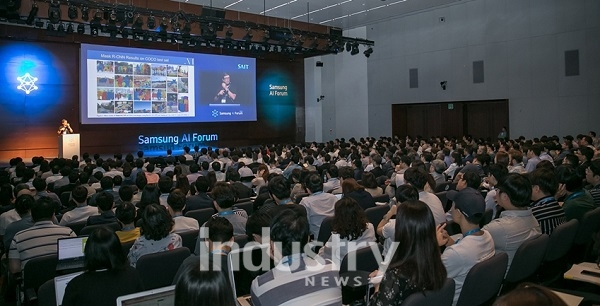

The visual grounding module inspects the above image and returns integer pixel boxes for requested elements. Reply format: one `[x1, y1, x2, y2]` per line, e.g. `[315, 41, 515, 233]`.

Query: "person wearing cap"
[481, 173, 541, 272]
[438, 186, 495, 305]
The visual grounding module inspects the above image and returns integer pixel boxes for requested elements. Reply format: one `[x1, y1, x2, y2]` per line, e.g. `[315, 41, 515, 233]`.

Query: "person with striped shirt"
[8, 197, 76, 274]
[251, 210, 342, 306]
[528, 168, 565, 235]
[585, 160, 600, 207]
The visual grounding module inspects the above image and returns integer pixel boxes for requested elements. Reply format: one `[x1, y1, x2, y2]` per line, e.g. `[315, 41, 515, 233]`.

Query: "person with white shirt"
[438, 187, 495, 305]
[404, 167, 446, 225]
[59, 186, 98, 226]
[167, 190, 199, 233]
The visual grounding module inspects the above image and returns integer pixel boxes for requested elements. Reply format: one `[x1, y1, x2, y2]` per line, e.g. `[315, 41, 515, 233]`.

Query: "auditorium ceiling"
[174, 0, 462, 29]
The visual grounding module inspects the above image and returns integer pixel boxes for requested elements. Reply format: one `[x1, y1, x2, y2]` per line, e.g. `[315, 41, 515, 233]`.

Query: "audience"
[167, 189, 199, 232]
[251, 210, 342, 305]
[62, 228, 143, 306]
[86, 191, 117, 226]
[369, 200, 447, 305]
[482, 173, 541, 272]
[115, 202, 140, 243]
[341, 178, 376, 210]
[299, 173, 338, 238]
[440, 187, 495, 305]
[209, 183, 248, 236]
[8, 197, 76, 273]
[318, 197, 376, 264]
[59, 185, 98, 226]
[555, 165, 595, 221]
[174, 261, 235, 306]
[127, 203, 182, 268]
[528, 168, 565, 234]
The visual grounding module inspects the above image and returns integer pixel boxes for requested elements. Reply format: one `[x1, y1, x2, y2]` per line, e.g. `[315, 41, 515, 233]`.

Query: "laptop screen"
[54, 272, 83, 306]
[227, 243, 270, 302]
[57, 236, 88, 260]
[116, 285, 175, 306]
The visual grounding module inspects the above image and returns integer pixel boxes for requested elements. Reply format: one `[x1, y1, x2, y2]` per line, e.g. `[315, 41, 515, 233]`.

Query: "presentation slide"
[80, 44, 256, 124]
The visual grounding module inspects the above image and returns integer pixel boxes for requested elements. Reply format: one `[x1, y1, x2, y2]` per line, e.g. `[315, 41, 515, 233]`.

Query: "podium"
[58, 134, 80, 159]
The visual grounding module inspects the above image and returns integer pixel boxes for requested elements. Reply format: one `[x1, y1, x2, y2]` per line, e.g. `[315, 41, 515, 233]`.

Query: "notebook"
[56, 236, 88, 271]
[227, 243, 270, 306]
[54, 271, 84, 306]
[116, 285, 175, 306]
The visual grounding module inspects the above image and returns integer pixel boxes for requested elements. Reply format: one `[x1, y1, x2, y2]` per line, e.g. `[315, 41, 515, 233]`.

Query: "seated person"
[9, 197, 76, 274]
[174, 261, 235, 306]
[115, 202, 140, 243]
[378, 184, 419, 258]
[167, 189, 199, 233]
[318, 197, 376, 265]
[3, 194, 35, 253]
[86, 192, 117, 226]
[127, 204, 182, 267]
[62, 228, 143, 306]
[209, 183, 248, 236]
[59, 186, 98, 226]
[185, 176, 214, 213]
[173, 216, 233, 284]
[251, 210, 342, 305]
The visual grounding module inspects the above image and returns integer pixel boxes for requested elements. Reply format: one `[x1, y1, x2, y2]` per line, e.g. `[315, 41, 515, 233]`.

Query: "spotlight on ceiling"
[77, 23, 85, 34]
[147, 15, 156, 29]
[363, 47, 373, 58]
[66, 23, 74, 34]
[26, 2, 39, 25]
[48, 0, 61, 24]
[350, 43, 360, 56]
[68, 4, 78, 20]
[440, 81, 447, 90]
[345, 41, 352, 52]
[81, 6, 89, 21]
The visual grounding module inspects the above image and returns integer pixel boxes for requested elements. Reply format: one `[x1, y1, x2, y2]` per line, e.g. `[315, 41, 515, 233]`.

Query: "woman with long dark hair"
[174, 260, 235, 306]
[370, 199, 447, 305]
[62, 228, 143, 306]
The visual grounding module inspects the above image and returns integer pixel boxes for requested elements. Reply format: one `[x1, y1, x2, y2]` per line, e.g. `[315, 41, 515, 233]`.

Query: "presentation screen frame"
[79, 43, 257, 124]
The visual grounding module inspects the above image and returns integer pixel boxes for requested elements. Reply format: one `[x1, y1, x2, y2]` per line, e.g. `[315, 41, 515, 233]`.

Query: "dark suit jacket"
[185, 193, 214, 213]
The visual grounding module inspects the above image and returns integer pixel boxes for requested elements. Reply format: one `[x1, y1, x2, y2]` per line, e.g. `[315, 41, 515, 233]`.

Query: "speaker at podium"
[58, 134, 80, 159]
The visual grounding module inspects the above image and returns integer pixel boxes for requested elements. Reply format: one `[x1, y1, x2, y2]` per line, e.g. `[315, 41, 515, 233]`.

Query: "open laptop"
[227, 243, 270, 306]
[116, 285, 175, 306]
[54, 271, 84, 306]
[56, 236, 88, 272]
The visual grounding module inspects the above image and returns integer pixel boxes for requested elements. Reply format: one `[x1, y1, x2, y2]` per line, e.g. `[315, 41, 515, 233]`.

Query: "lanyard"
[218, 210, 234, 217]
[456, 228, 481, 244]
[280, 199, 292, 205]
[281, 254, 303, 266]
[565, 191, 584, 201]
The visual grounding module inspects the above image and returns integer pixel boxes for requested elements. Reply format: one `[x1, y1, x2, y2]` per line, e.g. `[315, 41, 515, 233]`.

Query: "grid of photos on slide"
[95, 61, 191, 115]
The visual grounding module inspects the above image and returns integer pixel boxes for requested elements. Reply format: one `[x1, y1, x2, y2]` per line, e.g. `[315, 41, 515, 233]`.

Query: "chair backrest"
[339, 244, 383, 275]
[364, 205, 390, 229]
[372, 194, 390, 204]
[233, 201, 253, 216]
[401, 278, 455, 306]
[79, 222, 121, 236]
[121, 240, 135, 258]
[178, 230, 199, 252]
[66, 220, 88, 236]
[136, 247, 191, 290]
[316, 216, 335, 244]
[185, 208, 216, 226]
[435, 191, 451, 212]
[37, 279, 56, 306]
[480, 208, 494, 227]
[59, 192, 71, 207]
[574, 207, 600, 245]
[545, 219, 579, 262]
[23, 254, 58, 294]
[505, 234, 549, 283]
[456, 252, 508, 306]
